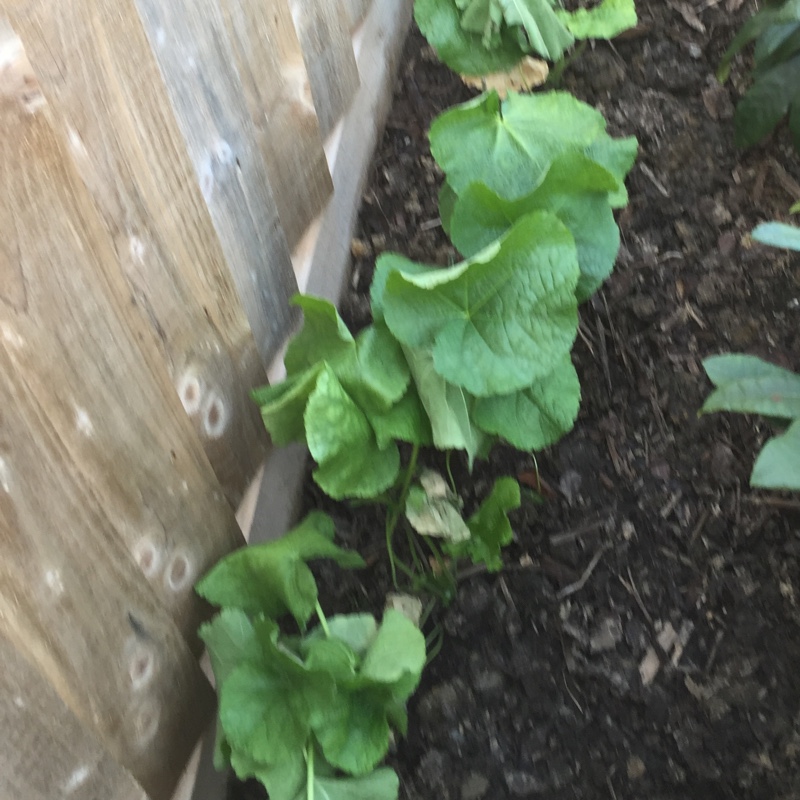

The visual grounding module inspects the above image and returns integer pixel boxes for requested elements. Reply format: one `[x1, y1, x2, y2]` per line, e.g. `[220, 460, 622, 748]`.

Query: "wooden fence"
[0, 0, 411, 798]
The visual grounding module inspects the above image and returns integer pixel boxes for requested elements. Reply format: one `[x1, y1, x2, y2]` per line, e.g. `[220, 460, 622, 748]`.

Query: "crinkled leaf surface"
[447, 477, 521, 571]
[555, 0, 637, 39]
[383, 212, 580, 396]
[196, 511, 364, 628]
[305, 367, 401, 499]
[751, 419, 800, 490]
[429, 90, 631, 201]
[219, 621, 335, 765]
[198, 609, 261, 769]
[366, 382, 434, 449]
[252, 365, 322, 446]
[449, 152, 621, 300]
[313, 611, 425, 775]
[229, 748, 305, 800]
[284, 294, 354, 376]
[402, 346, 485, 465]
[473, 356, 581, 449]
[492, 0, 574, 61]
[752, 220, 800, 250]
[415, 0, 527, 76]
[702, 354, 800, 419]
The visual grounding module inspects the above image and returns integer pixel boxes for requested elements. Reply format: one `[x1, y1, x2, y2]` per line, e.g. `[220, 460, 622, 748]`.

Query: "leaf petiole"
[315, 601, 331, 639]
[306, 745, 314, 800]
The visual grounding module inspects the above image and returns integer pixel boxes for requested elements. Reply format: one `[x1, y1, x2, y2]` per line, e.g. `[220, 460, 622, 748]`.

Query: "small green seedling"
[196, 512, 426, 800]
[701, 221, 800, 490]
[718, 0, 800, 153]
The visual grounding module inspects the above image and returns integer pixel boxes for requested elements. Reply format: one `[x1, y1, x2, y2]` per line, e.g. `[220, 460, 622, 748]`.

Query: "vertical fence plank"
[342, 0, 374, 30]
[0, 20, 243, 651]
[0, 50, 228, 797]
[130, 0, 300, 363]
[221, 0, 333, 250]
[289, 0, 360, 137]
[0, 635, 150, 800]
[0, 7, 271, 504]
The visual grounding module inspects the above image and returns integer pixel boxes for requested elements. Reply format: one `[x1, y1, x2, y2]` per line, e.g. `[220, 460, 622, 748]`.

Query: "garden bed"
[232, 0, 800, 797]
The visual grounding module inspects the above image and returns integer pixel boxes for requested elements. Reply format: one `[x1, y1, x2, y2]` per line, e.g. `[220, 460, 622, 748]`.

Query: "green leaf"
[402, 346, 485, 466]
[366, 382, 434, 449]
[195, 511, 364, 628]
[198, 609, 261, 769]
[734, 55, 800, 148]
[555, 0, 637, 40]
[307, 770, 400, 800]
[360, 609, 426, 697]
[305, 366, 401, 499]
[449, 152, 621, 300]
[219, 621, 335, 765]
[312, 611, 425, 774]
[429, 90, 624, 201]
[371, 255, 432, 322]
[493, 0, 574, 61]
[344, 324, 411, 411]
[415, 0, 528, 76]
[229, 749, 306, 800]
[252, 365, 322, 446]
[751, 419, 800, 490]
[304, 637, 359, 681]
[583, 134, 639, 208]
[702, 354, 800, 419]
[383, 212, 580, 397]
[447, 477, 521, 571]
[284, 295, 354, 376]
[752, 220, 800, 250]
[472, 356, 581, 449]
[310, 613, 379, 657]
[439, 181, 459, 234]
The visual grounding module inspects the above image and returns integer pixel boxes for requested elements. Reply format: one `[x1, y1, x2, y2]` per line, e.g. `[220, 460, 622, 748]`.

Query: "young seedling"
[196, 512, 426, 800]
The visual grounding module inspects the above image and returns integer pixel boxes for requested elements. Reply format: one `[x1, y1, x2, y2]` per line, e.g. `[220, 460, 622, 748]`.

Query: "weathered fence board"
[133, 0, 301, 366]
[289, 0, 360, 137]
[222, 0, 333, 250]
[0, 8, 271, 504]
[342, 0, 374, 30]
[0, 46, 237, 796]
[0, 634, 150, 800]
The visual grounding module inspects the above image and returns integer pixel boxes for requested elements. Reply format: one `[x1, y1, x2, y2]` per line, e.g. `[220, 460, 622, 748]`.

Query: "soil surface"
[232, 2, 800, 798]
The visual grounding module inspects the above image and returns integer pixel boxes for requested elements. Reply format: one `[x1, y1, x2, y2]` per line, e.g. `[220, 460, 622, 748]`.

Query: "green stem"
[315, 601, 330, 639]
[306, 745, 314, 800]
[385, 443, 421, 587]
[444, 451, 456, 494]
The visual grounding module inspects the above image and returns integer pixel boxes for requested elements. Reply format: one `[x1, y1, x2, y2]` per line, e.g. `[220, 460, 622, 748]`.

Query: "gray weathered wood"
[134, 0, 300, 364]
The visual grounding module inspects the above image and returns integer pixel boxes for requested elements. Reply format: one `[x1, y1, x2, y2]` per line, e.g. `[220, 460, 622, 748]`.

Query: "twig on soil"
[562, 672, 584, 713]
[743, 494, 800, 512]
[420, 218, 441, 231]
[595, 315, 613, 394]
[769, 157, 800, 201]
[639, 163, 670, 197]
[600, 291, 631, 376]
[619, 566, 654, 625]
[557, 542, 612, 600]
[550, 516, 607, 547]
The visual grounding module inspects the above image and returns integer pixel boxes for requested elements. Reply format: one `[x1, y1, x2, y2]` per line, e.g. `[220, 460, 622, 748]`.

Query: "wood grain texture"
[289, 0, 360, 137]
[131, 0, 300, 366]
[0, 8, 269, 504]
[221, 0, 333, 249]
[0, 31, 239, 795]
[0, 634, 150, 800]
[342, 0, 374, 30]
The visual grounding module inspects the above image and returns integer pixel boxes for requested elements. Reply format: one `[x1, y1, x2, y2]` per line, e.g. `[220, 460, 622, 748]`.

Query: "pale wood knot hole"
[177, 371, 203, 415]
[133, 539, 162, 579]
[166, 552, 193, 592]
[202, 392, 228, 439]
[128, 644, 156, 691]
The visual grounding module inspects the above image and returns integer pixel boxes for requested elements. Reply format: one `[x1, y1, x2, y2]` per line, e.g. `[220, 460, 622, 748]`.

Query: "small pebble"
[461, 772, 490, 800]
[627, 755, 646, 780]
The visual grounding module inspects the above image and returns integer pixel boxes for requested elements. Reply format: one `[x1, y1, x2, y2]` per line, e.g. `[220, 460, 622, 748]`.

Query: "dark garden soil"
[232, 1, 800, 798]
